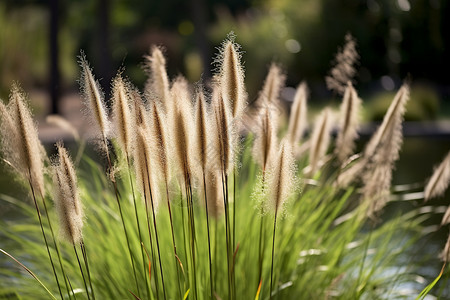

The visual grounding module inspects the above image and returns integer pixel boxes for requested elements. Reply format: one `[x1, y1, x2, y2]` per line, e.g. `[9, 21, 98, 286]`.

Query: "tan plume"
[335, 82, 361, 163]
[267, 139, 296, 215]
[307, 108, 333, 176]
[252, 104, 277, 171]
[424, 150, 450, 201]
[287, 82, 308, 145]
[134, 125, 160, 211]
[112, 75, 135, 157]
[144, 46, 171, 113]
[52, 143, 83, 244]
[218, 38, 247, 118]
[170, 77, 194, 181]
[193, 86, 211, 176]
[79, 53, 110, 143]
[148, 101, 171, 186]
[362, 85, 410, 218]
[6, 85, 46, 196]
[325, 33, 359, 95]
[212, 84, 234, 175]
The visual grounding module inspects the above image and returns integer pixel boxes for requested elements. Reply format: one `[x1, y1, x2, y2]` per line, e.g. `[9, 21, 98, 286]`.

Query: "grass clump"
[1, 34, 449, 300]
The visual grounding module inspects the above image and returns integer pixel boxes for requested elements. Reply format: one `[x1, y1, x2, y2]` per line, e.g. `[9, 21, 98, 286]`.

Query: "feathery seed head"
[112, 75, 135, 157]
[287, 82, 308, 145]
[267, 139, 296, 215]
[258, 63, 286, 107]
[193, 86, 211, 176]
[144, 46, 171, 112]
[217, 37, 247, 118]
[325, 33, 359, 95]
[79, 53, 111, 143]
[252, 103, 277, 170]
[308, 107, 333, 176]
[170, 77, 195, 181]
[335, 82, 361, 163]
[211, 84, 234, 175]
[52, 143, 83, 245]
[134, 126, 160, 211]
[8, 85, 46, 196]
[424, 150, 450, 201]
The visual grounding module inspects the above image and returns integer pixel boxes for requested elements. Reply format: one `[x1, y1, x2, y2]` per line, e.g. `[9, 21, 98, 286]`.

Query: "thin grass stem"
[126, 157, 150, 298]
[80, 241, 95, 300]
[73, 244, 91, 300]
[202, 172, 214, 299]
[27, 174, 64, 300]
[269, 212, 278, 300]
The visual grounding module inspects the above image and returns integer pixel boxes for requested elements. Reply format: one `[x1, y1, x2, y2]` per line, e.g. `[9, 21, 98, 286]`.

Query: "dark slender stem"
[269, 212, 278, 300]
[27, 175, 64, 300]
[39, 191, 73, 299]
[257, 170, 266, 295]
[185, 171, 197, 300]
[143, 182, 160, 300]
[355, 223, 374, 296]
[221, 171, 232, 300]
[127, 157, 150, 298]
[232, 169, 236, 298]
[80, 241, 95, 300]
[144, 159, 167, 300]
[202, 172, 214, 299]
[165, 181, 182, 299]
[73, 244, 91, 300]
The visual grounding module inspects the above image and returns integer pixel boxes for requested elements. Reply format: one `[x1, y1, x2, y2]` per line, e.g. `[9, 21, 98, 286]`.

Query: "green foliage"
[0, 140, 441, 299]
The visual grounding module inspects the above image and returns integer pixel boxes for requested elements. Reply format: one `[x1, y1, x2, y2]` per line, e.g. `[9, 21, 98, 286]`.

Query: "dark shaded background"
[0, 0, 448, 119]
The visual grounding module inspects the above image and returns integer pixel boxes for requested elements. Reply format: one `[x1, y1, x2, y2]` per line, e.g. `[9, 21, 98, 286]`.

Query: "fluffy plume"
[267, 139, 296, 215]
[252, 104, 277, 171]
[337, 85, 409, 189]
[258, 63, 285, 108]
[52, 143, 83, 244]
[217, 37, 247, 118]
[307, 108, 333, 176]
[111, 75, 135, 157]
[205, 171, 224, 218]
[0, 85, 46, 196]
[287, 82, 308, 145]
[79, 53, 111, 143]
[362, 85, 410, 218]
[148, 101, 170, 186]
[193, 86, 212, 177]
[211, 84, 234, 175]
[170, 77, 194, 181]
[325, 33, 359, 95]
[334, 82, 361, 163]
[424, 151, 450, 201]
[144, 46, 171, 112]
[134, 126, 160, 211]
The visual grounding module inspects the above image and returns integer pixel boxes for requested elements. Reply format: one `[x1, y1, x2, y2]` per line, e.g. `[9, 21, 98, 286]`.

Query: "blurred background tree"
[0, 0, 448, 118]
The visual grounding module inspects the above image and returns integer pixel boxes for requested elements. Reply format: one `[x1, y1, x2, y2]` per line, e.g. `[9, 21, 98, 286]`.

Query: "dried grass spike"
[424, 150, 450, 201]
[287, 82, 308, 145]
[219, 39, 247, 118]
[267, 139, 295, 215]
[79, 53, 110, 141]
[308, 108, 333, 176]
[112, 75, 135, 157]
[144, 46, 171, 111]
[335, 82, 361, 163]
[325, 33, 359, 95]
[10, 85, 45, 196]
[53, 143, 83, 244]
